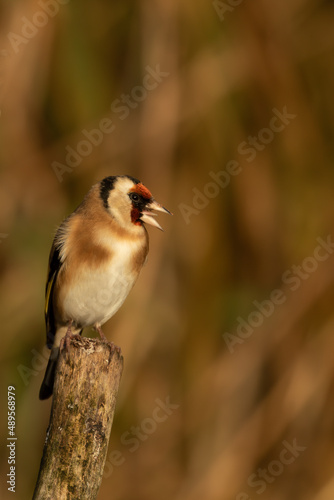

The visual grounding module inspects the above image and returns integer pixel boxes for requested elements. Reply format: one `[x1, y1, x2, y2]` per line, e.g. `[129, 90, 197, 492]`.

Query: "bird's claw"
[60, 320, 80, 350]
[95, 325, 108, 342]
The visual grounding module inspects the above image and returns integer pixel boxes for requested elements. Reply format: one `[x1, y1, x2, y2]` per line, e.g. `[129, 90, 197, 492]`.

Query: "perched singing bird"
[39, 175, 171, 400]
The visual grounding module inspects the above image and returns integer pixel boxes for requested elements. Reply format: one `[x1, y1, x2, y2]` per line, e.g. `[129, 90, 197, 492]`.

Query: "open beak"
[140, 200, 172, 231]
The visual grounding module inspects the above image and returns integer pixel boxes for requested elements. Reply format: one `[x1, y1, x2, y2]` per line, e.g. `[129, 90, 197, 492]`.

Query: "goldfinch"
[39, 175, 171, 400]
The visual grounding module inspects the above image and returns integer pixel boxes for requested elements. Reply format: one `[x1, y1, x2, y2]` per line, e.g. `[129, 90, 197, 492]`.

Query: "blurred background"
[1, 0, 334, 498]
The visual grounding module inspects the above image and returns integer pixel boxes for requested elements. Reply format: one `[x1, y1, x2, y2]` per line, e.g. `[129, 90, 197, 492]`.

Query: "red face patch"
[131, 207, 142, 225]
[131, 183, 152, 200]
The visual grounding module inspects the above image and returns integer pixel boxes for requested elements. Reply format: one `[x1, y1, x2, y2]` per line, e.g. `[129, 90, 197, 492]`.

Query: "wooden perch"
[33, 336, 123, 500]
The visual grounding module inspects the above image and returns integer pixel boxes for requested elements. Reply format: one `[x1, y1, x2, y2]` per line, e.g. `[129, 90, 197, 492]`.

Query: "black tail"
[39, 347, 59, 400]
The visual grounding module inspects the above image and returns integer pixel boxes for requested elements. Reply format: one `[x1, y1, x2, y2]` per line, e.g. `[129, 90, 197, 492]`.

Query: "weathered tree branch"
[33, 336, 123, 500]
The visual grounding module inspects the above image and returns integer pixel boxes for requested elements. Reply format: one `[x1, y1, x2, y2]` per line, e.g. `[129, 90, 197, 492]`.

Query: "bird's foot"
[109, 342, 122, 356]
[95, 325, 108, 343]
[60, 320, 81, 350]
[94, 326, 121, 354]
[64, 320, 74, 349]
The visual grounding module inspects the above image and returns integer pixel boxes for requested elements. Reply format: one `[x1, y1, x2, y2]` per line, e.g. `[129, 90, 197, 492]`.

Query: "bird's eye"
[130, 193, 139, 202]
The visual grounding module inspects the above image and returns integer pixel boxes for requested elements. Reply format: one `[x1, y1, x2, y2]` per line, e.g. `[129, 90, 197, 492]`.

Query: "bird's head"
[100, 175, 172, 232]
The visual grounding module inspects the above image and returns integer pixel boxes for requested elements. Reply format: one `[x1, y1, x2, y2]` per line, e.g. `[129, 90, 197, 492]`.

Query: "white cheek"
[107, 190, 132, 226]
